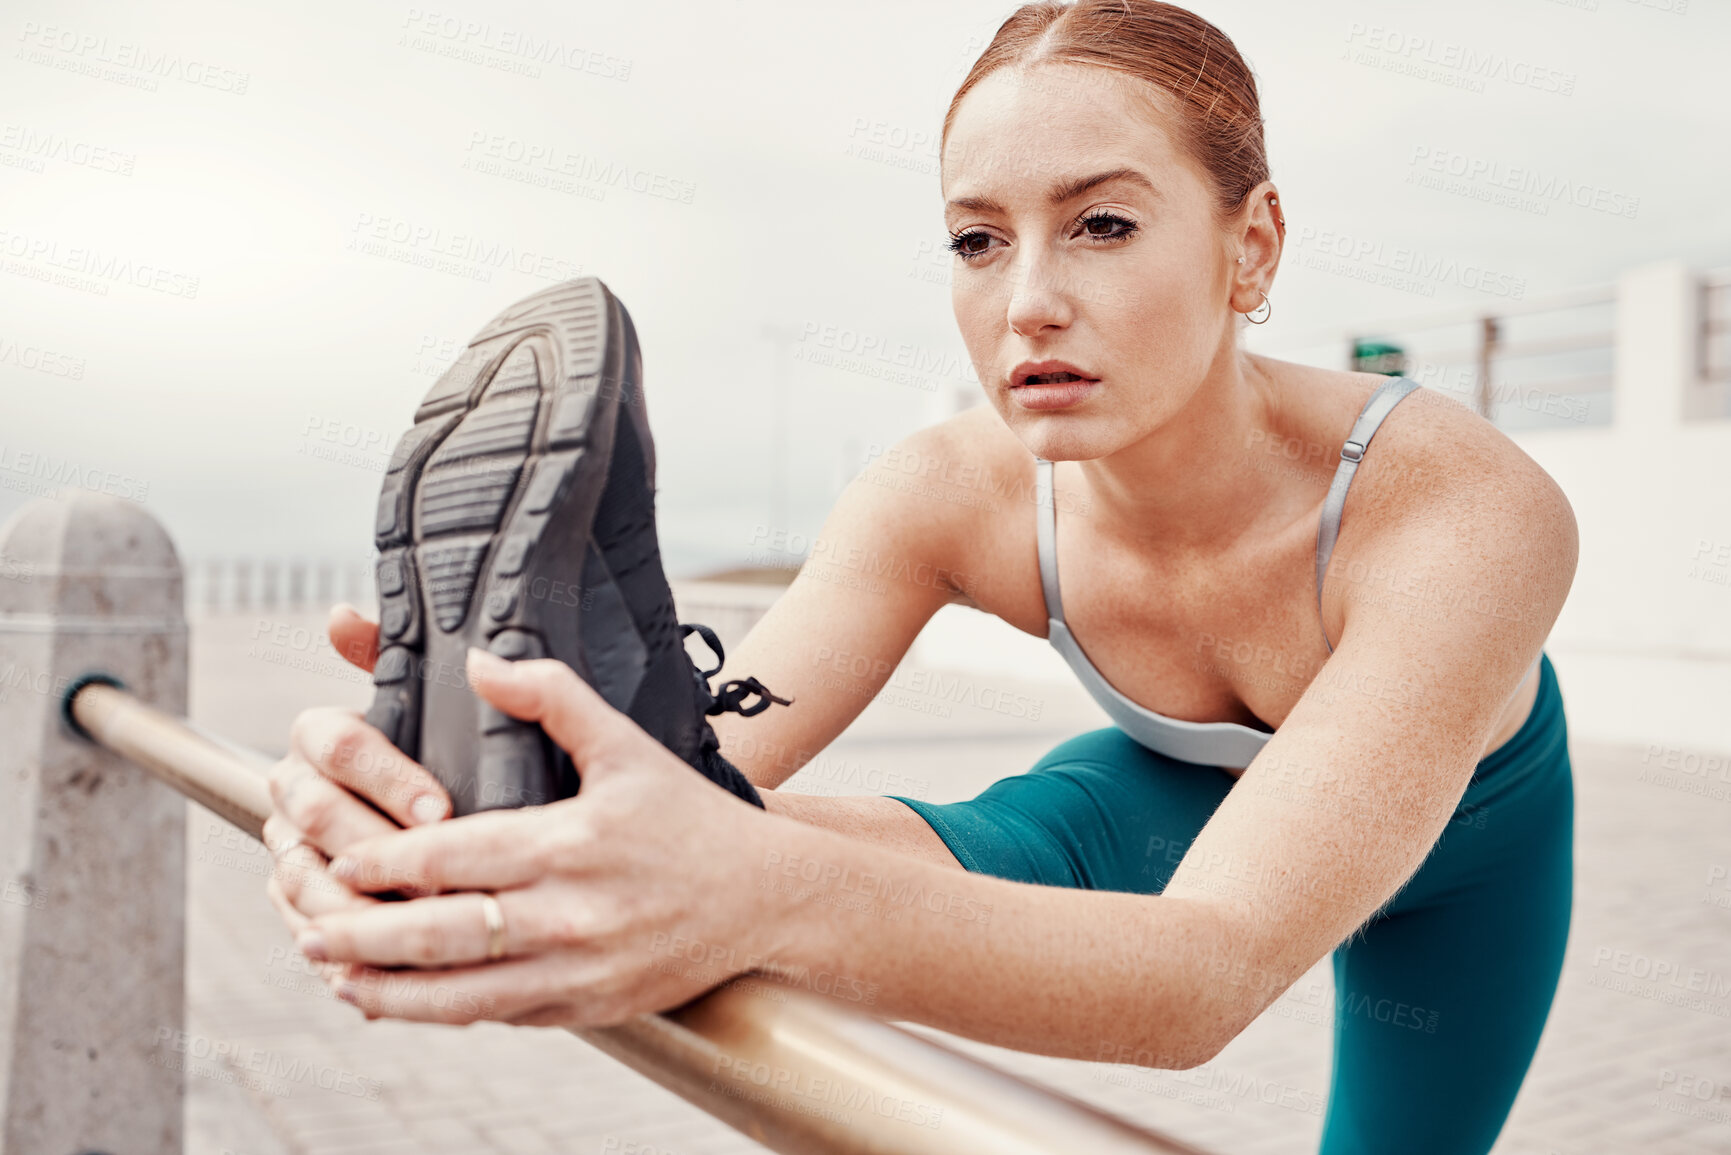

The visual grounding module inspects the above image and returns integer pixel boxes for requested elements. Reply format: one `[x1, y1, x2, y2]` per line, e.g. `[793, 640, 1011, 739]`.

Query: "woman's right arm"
[706, 423, 985, 791]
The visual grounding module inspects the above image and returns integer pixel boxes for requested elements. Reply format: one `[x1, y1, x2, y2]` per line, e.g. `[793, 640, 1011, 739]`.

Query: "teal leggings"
[889, 653, 1573, 1155]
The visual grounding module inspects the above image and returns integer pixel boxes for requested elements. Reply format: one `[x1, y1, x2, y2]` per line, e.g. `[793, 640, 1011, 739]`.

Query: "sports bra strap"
[1038, 375, 1422, 654]
[1034, 458, 1065, 623]
[1315, 376, 1423, 652]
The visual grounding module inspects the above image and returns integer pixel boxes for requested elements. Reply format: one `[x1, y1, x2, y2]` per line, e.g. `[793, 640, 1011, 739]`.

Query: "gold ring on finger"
[480, 893, 507, 961]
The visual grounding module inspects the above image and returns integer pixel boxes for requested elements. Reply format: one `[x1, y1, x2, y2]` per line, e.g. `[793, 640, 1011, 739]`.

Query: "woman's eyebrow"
[945, 167, 1159, 215]
[946, 193, 1005, 214]
[1047, 167, 1158, 204]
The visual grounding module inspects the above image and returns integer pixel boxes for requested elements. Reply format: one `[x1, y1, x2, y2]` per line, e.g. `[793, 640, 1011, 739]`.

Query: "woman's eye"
[947, 230, 996, 260]
[1076, 213, 1138, 242]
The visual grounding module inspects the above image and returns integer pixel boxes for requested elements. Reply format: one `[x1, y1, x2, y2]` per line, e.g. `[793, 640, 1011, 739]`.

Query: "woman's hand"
[264, 605, 453, 922]
[262, 605, 457, 1005]
[279, 641, 785, 1029]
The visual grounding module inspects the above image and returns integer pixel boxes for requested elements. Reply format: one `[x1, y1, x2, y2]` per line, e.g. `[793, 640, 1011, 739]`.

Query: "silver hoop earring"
[1245, 291, 1272, 325]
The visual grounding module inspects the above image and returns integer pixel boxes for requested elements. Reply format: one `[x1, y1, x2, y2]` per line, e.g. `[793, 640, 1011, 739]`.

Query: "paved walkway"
[183, 607, 1731, 1154]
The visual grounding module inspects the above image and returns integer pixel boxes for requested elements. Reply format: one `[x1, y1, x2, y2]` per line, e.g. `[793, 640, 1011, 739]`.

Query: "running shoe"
[364, 277, 787, 815]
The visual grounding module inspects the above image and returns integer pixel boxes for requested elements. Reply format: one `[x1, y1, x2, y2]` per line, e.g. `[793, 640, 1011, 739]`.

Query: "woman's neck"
[1074, 351, 1287, 556]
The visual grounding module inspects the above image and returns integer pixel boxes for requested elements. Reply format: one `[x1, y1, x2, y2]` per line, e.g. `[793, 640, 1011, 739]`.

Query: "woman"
[265, 3, 1577, 1152]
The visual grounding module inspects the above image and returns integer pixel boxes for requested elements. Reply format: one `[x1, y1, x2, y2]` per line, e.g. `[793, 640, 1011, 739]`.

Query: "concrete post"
[0, 493, 188, 1154]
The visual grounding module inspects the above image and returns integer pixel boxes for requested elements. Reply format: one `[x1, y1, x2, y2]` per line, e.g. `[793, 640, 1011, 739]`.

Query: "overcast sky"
[3, 0, 1727, 577]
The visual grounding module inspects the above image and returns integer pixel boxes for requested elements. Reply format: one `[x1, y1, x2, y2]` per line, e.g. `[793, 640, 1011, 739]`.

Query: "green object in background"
[1352, 339, 1407, 376]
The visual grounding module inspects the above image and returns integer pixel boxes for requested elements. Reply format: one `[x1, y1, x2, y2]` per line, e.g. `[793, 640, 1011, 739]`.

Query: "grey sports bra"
[1035, 375, 1424, 769]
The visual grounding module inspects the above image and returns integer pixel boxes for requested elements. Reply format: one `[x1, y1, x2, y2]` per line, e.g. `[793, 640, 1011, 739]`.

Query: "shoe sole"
[365, 277, 631, 815]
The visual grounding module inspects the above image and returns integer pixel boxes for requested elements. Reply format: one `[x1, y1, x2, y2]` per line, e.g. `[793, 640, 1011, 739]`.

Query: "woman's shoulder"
[1276, 361, 1580, 640]
[841, 405, 1040, 599]
[875, 402, 1028, 466]
[857, 404, 1036, 515]
[1261, 358, 1570, 522]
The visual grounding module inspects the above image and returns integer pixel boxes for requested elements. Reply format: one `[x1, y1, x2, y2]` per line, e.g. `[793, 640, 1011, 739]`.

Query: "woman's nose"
[1004, 256, 1075, 337]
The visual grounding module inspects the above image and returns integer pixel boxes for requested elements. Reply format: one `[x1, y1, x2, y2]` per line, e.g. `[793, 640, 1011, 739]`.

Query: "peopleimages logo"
[1289, 226, 1526, 300]
[0, 335, 85, 379]
[1407, 146, 1640, 220]
[462, 131, 696, 204]
[0, 228, 200, 299]
[791, 320, 976, 396]
[1588, 946, 1731, 1017]
[344, 212, 582, 285]
[398, 8, 632, 81]
[14, 21, 251, 94]
[151, 1028, 382, 1099]
[0, 123, 135, 176]
[0, 445, 148, 504]
[1342, 23, 1577, 96]
[709, 1054, 945, 1130]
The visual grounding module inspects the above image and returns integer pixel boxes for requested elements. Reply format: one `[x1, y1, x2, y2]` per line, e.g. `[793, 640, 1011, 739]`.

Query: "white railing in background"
[184, 562, 779, 655]
[1250, 282, 1618, 433]
[190, 556, 377, 616]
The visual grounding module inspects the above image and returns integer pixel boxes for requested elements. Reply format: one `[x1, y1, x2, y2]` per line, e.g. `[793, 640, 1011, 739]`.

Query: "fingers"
[266, 876, 366, 996]
[466, 650, 642, 777]
[331, 958, 556, 1025]
[327, 807, 554, 896]
[274, 858, 375, 918]
[268, 872, 373, 935]
[328, 603, 379, 673]
[299, 888, 551, 968]
[266, 873, 312, 936]
[287, 707, 450, 828]
[264, 814, 380, 919]
[269, 746, 402, 857]
[262, 812, 313, 860]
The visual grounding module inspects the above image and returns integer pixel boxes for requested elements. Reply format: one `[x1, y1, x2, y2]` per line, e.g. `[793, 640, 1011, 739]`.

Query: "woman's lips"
[1009, 378, 1100, 410]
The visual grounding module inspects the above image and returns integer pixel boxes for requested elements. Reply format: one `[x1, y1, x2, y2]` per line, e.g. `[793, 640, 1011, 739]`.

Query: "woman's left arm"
[1148, 441, 1580, 1044]
[768, 442, 1579, 1061]
[294, 446, 1577, 1066]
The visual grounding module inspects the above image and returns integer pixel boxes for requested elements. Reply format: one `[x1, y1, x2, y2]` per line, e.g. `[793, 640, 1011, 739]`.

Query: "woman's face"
[942, 62, 1240, 462]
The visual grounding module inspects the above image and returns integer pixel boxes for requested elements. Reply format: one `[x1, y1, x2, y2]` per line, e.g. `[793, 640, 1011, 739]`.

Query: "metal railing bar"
[66, 680, 1216, 1155]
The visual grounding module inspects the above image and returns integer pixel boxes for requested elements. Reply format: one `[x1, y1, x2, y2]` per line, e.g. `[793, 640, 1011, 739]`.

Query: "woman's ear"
[1229, 182, 1283, 314]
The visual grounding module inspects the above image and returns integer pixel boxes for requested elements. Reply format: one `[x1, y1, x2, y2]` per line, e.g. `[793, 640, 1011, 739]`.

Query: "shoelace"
[680, 622, 793, 718]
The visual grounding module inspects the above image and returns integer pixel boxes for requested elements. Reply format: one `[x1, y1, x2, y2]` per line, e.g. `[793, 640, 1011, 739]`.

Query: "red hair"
[943, 1, 1269, 218]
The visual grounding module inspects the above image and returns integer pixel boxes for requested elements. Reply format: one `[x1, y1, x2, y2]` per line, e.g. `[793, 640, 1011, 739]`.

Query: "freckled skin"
[265, 59, 1576, 1070]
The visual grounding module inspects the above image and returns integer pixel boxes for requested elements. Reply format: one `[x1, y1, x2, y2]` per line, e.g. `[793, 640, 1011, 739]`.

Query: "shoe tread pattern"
[366, 277, 624, 813]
